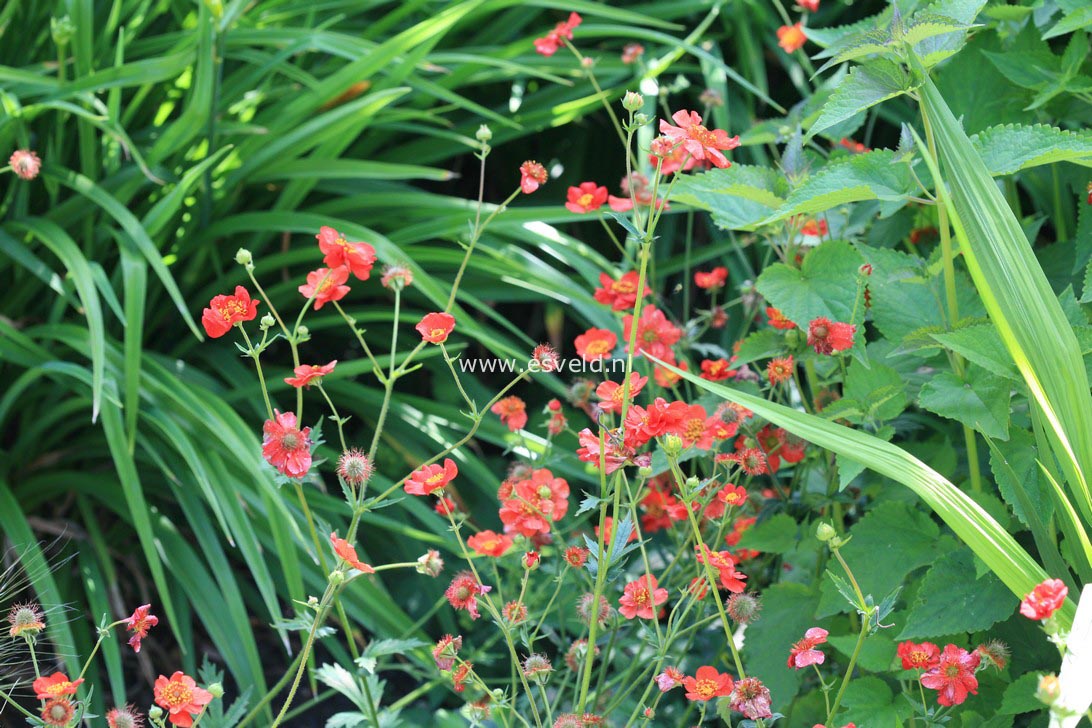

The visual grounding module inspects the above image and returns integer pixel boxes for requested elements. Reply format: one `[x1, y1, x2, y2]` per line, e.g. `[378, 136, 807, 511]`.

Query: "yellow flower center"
[160, 681, 193, 708]
[695, 678, 717, 699]
[577, 193, 595, 207]
[687, 124, 717, 147]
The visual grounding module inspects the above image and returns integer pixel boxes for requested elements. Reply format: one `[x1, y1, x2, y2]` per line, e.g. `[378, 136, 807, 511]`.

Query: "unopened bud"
[662, 434, 683, 458]
[1036, 674, 1060, 705]
[235, 248, 252, 266]
[637, 465, 653, 478]
[522, 551, 540, 571]
[475, 124, 493, 143]
[149, 707, 164, 721]
[51, 15, 74, 46]
[633, 113, 650, 126]
[858, 263, 873, 276]
[208, 683, 224, 699]
[816, 522, 837, 542]
[260, 314, 275, 330]
[329, 570, 345, 586]
[622, 91, 644, 112]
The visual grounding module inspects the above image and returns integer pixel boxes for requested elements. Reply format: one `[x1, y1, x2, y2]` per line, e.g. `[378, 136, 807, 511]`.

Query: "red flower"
[682, 666, 734, 701]
[700, 358, 737, 382]
[595, 373, 648, 414]
[898, 641, 941, 670]
[800, 218, 829, 237]
[767, 356, 794, 385]
[618, 574, 668, 619]
[520, 161, 548, 194]
[564, 546, 590, 568]
[330, 532, 375, 573]
[807, 317, 856, 355]
[316, 226, 376, 280]
[262, 410, 312, 478]
[593, 271, 648, 311]
[9, 149, 42, 181]
[416, 312, 456, 343]
[451, 661, 474, 692]
[921, 644, 981, 706]
[696, 544, 748, 592]
[405, 458, 458, 496]
[125, 604, 158, 654]
[492, 396, 528, 431]
[797, 0, 819, 9]
[565, 182, 609, 213]
[694, 267, 728, 290]
[432, 634, 462, 670]
[623, 306, 682, 360]
[499, 468, 570, 537]
[153, 671, 213, 727]
[607, 172, 667, 212]
[656, 667, 685, 692]
[285, 360, 337, 388]
[787, 627, 828, 669]
[839, 137, 868, 154]
[298, 266, 351, 310]
[621, 43, 644, 64]
[576, 427, 631, 473]
[574, 327, 618, 361]
[533, 11, 582, 56]
[467, 530, 514, 557]
[730, 677, 773, 719]
[33, 672, 84, 700]
[41, 698, 75, 727]
[1019, 578, 1068, 620]
[675, 404, 716, 450]
[445, 571, 491, 620]
[658, 110, 740, 169]
[652, 140, 703, 175]
[777, 23, 808, 53]
[766, 306, 796, 330]
[718, 484, 748, 509]
[201, 286, 260, 338]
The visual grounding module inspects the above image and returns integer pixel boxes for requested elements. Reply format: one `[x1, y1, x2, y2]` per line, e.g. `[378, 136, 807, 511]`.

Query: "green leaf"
[930, 324, 1020, 380]
[971, 124, 1092, 176]
[732, 329, 786, 367]
[899, 549, 1013, 638]
[808, 61, 914, 140]
[734, 513, 799, 554]
[829, 633, 897, 673]
[839, 676, 913, 724]
[1000, 672, 1047, 715]
[741, 583, 820, 705]
[756, 240, 864, 327]
[1044, 5, 1092, 39]
[911, 0, 986, 67]
[670, 165, 786, 232]
[990, 429, 1055, 531]
[763, 151, 919, 224]
[918, 367, 1011, 440]
[901, 13, 970, 48]
[845, 360, 908, 422]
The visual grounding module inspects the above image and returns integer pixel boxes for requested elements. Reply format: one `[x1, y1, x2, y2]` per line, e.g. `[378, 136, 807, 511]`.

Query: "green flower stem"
[576, 434, 612, 716]
[441, 344, 477, 414]
[236, 649, 307, 728]
[269, 583, 336, 727]
[76, 618, 125, 681]
[240, 327, 274, 420]
[331, 300, 386, 383]
[315, 383, 346, 453]
[826, 612, 869, 724]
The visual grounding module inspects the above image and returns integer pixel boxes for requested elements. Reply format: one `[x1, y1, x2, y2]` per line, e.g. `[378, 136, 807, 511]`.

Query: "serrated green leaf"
[809, 61, 914, 140]
[814, 29, 894, 73]
[917, 367, 1011, 440]
[839, 676, 914, 724]
[1044, 5, 1092, 39]
[930, 324, 1021, 380]
[913, 0, 986, 66]
[971, 124, 1092, 175]
[670, 164, 787, 231]
[899, 549, 1013, 638]
[763, 151, 919, 224]
[999, 672, 1046, 715]
[845, 360, 908, 422]
[734, 513, 799, 554]
[900, 13, 970, 48]
[756, 240, 865, 326]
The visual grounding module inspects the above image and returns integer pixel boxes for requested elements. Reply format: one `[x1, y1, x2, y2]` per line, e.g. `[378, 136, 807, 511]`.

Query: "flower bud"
[633, 113, 650, 126]
[475, 124, 493, 143]
[858, 263, 873, 276]
[235, 248, 253, 266]
[816, 522, 837, 542]
[1036, 673, 1060, 705]
[259, 313, 275, 330]
[522, 551, 540, 571]
[622, 91, 644, 112]
[208, 683, 224, 699]
[296, 325, 310, 342]
[637, 465, 653, 477]
[51, 15, 75, 46]
[685, 476, 700, 491]
[149, 707, 164, 721]
[329, 570, 345, 586]
[662, 433, 683, 458]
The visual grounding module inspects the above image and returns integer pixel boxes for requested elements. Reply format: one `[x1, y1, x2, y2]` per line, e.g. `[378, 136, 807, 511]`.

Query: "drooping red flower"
[656, 666, 685, 692]
[807, 317, 856, 355]
[298, 266, 351, 310]
[787, 627, 829, 669]
[41, 698, 75, 727]
[766, 306, 796, 330]
[921, 644, 981, 706]
[694, 267, 728, 290]
[621, 42, 644, 64]
[467, 530, 514, 557]
[445, 571, 491, 620]
[284, 360, 337, 388]
[898, 641, 941, 670]
[652, 139, 704, 175]
[800, 218, 829, 237]
[451, 661, 474, 692]
[125, 604, 159, 654]
[619, 574, 668, 620]
[262, 410, 312, 478]
[576, 427, 631, 473]
[416, 312, 456, 343]
[623, 306, 682, 360]
[9, 149, 42, 180]
[154, 671, 214, 727]
[492, 396, 528, 431]
[593, 270, 649, 311]
[574, 327, 618, 361]
[533, 11, 581, 56]
[499, 468, 570, 537]
[700, 358, 737, 382]
[595, 372, 648, 414]
[1019, 578, 1068, 620]
[674, 403, 716, 450]
[330, 532, 375, 573]
[202, 286, 260, 338]
[682, 665, 734, 701]
[432, 634, 462, 670]
[520, 161, 548, 194]
[658, 110, 740, 169]
[33, 673, 84, 700]
[316, 226, 376, 280]
[767, 356, 795, 385]
[566, 182, 609, 213]
[777, 23, 808, 53]
[405, 458, 459, 496]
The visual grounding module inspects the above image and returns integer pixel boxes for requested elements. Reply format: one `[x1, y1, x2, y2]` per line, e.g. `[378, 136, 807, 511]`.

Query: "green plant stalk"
[827, 615, 868, 723]
[577, 435, 612, 716]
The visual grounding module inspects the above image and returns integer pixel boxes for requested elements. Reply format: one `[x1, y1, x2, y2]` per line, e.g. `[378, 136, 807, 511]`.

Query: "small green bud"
[259, 314, 275, 330]
[622, 91, 644, 112]
[662, 433, 683, 458]
[296, 325, 310, 342]
[329, 570, 346, 586]
[816, 522, 837, 542]
[235, 248, 252, 266]
[633, 113, 650, 126]
[51, 16, 75, 46]
[149, 707, 164, 721]
[208, 682, 224, 699]
[685, 476, 700, 491]
[475, 124, 493, 143]
[637, 465, 653, 478]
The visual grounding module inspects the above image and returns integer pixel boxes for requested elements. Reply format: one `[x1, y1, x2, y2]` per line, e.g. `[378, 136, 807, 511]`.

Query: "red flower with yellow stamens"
[284, 360, 337, 388]
[682, 666, 734, 701]
[618, 574, 668, 619]
[405, 458, 458, 496]
[298, 266, 351, 310]
[125, 604, 158, 654]
[467, 530, 514, 557]
[153, 671, 214, 727]
[520, 161, 548, 194]
[262, 410, 312, 479]
[33, 672, 84, 700]
[316, 226, 376, 280]
[201, 286, 260, 339]
[658, 110, 740, 169]
[574, 327, 618, 362]
[565, 181, 609, 213]
[416, 312, 456, 344]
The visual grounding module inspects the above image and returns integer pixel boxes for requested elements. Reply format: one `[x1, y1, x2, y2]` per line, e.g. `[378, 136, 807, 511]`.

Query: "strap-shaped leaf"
[971, 123, 1092, 175]
[650, 356, 1076, 630]
[808, 60, 915, 140]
